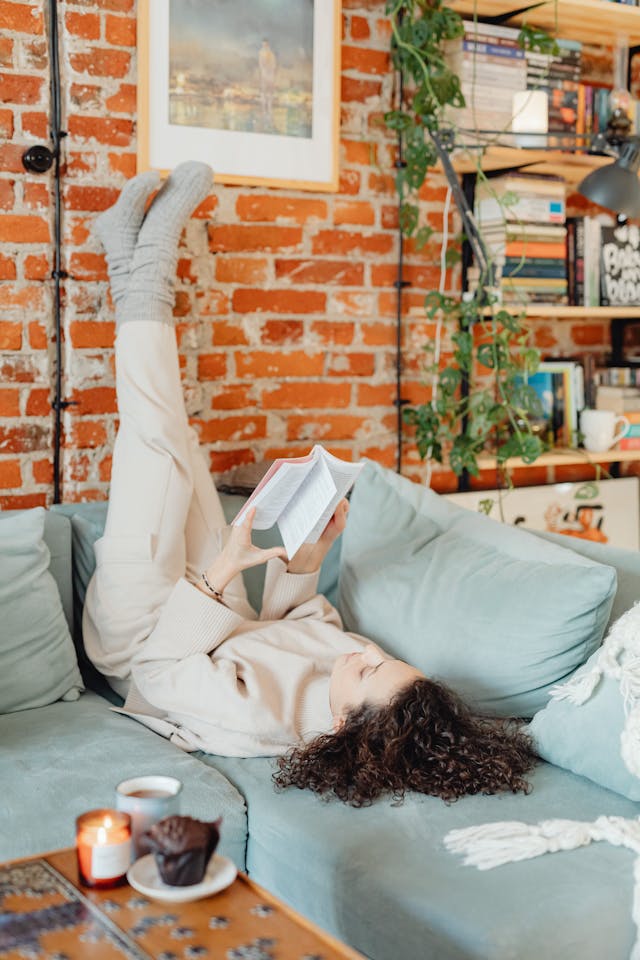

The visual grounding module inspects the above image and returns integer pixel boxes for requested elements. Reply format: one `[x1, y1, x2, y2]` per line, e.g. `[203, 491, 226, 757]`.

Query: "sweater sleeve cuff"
[260, 558, 321, 620]
[135, 577, 245, 662]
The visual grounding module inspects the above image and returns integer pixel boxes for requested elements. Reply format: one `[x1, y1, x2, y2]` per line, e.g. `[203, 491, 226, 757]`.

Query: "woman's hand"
[199, 508, 287, 598]
[287, 498, 349, 575]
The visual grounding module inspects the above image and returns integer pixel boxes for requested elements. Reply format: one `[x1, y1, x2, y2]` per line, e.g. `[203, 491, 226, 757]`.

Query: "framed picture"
[137, 0, 341, 192]
[446, 477, 640, 550]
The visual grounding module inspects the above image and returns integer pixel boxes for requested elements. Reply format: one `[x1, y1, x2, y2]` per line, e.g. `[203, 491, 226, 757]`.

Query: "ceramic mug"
[115, 775, 182, 858]
[579, 409, 630, 452]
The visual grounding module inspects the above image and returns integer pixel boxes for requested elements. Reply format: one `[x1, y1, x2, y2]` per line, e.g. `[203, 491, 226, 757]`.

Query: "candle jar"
[76, 809, 132, 889]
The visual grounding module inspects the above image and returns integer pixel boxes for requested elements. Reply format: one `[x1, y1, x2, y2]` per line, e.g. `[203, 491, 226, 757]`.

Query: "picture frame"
[137, 0, 342, 192]
[446, 476, 640, 550]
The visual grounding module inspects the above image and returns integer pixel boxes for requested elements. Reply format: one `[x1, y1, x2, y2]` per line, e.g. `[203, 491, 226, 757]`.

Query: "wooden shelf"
[522, 306, 640, 319]
[450, 0, 640, 47]
[447, 145, 616, 181]
[477, 448, 640, 469]
[409, 305, 640, 320]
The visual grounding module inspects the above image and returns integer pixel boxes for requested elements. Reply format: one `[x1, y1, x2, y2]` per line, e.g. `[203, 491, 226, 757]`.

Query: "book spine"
[574, 218, 585, 305]
[618, 437, 640, 449]
[504, 242, 568, 258]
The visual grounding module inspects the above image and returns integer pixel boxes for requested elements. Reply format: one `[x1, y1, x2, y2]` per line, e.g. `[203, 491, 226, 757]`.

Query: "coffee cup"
[579, 409, 630, 452]
[115, 775, 182, 858]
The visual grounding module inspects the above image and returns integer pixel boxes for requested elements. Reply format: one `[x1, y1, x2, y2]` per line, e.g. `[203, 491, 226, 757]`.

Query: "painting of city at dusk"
[169, 0, 314, 138]
[138, 0, 340, 190]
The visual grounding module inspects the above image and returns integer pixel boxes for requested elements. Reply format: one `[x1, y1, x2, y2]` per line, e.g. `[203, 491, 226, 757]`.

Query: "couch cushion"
[0, 691, 247, 868]
[0, 508, 83, 713]
[338, 462, 617, 717]
[207, 755, 638, 960]
[532, 529, 640, 630]
[42, 511, 73, 632]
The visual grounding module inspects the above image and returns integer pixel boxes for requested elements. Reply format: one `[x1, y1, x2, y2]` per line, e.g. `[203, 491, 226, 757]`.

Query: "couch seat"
[1, 692, 247, 868]
[205, 755, 638, 960]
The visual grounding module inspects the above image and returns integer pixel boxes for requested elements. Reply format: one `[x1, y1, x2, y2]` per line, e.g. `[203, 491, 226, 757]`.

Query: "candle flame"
[104, 815, 113, 829]
[97, 826, 108, 845]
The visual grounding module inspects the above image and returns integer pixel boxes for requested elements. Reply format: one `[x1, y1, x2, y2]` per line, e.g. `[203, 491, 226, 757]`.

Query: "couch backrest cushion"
[42, 510, 74, 630]
[531, 528, 640, 630]
[0, 507, 83, 712]
[338, 462, 617, 718]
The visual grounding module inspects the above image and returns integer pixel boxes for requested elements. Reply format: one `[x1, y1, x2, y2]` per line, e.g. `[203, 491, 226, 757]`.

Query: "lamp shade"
[578, 139, 640, 218]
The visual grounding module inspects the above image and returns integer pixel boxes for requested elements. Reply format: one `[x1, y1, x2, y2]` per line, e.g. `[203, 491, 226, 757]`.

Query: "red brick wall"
[0, 1, 629, 507]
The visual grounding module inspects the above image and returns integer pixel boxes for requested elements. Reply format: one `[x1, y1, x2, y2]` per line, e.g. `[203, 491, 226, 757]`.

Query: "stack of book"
[445, 21, 527, 140]
[526, 40, 583, 147]
[619, 413, 640, 450]
[472, 173, 567, 306]
[448, 18, 638, 148]
[595, 371, 640, 446]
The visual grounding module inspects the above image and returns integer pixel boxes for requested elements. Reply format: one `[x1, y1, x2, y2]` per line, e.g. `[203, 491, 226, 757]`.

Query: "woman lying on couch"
[85, 163, 534, 807]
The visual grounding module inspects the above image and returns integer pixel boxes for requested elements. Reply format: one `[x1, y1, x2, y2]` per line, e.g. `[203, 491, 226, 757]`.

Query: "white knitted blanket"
[445, 601, 640, 958]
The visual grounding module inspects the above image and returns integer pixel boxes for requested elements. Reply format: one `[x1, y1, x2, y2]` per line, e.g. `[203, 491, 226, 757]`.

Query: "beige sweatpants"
[82, 320, 242, 697]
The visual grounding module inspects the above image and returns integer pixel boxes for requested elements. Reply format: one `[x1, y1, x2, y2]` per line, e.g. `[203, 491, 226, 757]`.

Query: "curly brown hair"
[273, 677, 536, 807]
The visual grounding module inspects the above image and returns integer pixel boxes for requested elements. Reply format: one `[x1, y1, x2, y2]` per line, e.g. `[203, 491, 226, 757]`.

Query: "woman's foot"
[118, 161, 214, 326]
[94, 170, 161, 307]
[136, 161, 213, 247]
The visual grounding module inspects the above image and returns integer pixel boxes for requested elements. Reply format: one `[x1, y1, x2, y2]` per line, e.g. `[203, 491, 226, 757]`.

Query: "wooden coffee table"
[0, 848, 365, 959]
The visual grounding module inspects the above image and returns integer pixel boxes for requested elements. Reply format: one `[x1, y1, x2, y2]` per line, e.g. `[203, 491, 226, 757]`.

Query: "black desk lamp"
[577, 138, 640, 219]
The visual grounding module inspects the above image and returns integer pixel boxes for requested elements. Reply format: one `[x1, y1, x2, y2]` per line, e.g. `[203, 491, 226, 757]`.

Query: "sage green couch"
[2, 491, 639, 960]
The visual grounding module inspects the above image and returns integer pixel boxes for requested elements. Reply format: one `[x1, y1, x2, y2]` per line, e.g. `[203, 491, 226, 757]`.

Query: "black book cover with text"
[600, 223, 640, 307]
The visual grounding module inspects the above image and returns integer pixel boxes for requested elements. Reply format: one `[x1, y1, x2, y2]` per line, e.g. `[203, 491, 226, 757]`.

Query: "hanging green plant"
[384, 0, 561, 479]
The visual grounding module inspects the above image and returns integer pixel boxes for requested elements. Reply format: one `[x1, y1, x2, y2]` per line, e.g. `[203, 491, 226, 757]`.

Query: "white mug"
[115, 775, 182, 858]
[579, 409, 630, 452]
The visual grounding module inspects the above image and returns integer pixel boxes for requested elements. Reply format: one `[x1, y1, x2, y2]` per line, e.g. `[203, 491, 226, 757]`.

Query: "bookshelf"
[425, 3, 640, 484]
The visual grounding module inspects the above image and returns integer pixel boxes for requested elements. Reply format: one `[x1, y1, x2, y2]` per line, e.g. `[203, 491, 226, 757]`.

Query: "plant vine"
[385, 0, 561, 479]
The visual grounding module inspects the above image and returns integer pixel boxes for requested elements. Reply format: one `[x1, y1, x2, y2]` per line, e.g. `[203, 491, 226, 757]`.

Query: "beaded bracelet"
[201, 571, 224, 601]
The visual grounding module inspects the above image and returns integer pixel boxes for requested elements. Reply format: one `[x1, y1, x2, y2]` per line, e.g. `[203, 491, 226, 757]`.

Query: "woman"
[85, 162, 535, 807]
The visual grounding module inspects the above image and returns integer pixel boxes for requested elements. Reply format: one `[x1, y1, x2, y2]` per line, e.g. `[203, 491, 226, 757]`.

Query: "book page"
[233, 458, 314, 530]
[305, 448, 365, 542]
[277, 457, 337, 558]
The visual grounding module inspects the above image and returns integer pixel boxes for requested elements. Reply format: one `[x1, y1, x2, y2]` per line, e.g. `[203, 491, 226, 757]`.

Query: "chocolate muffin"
[140, 815, 222, 886]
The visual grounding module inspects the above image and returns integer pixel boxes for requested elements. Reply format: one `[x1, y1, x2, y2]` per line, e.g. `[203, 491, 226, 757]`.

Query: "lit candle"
[76, 808, 132, 888]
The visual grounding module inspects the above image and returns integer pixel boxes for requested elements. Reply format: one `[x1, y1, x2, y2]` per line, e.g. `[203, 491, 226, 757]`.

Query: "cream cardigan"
[117, 558, 368, 757]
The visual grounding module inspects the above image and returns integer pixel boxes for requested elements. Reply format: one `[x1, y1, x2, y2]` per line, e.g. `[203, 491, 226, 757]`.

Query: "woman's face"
[329, 643, 423, 727]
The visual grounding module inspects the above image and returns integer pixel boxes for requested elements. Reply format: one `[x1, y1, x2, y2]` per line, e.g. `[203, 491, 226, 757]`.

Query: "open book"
[233, 445, 364, 558]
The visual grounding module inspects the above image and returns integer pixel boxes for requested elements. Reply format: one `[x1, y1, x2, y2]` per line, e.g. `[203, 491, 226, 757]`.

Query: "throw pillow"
[528, 601, 640, 800]
[0, 508, 83, 713]
[338, 462, 617, 718]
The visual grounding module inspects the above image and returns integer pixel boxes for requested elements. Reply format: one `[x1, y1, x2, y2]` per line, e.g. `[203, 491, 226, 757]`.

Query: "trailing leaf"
[385, 0, 557, 482]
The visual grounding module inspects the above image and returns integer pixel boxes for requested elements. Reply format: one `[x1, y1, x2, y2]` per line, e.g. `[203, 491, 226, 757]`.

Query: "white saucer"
[127, 853, 237, 903]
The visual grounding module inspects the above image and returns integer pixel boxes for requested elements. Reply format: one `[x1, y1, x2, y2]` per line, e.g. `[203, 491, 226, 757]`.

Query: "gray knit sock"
[94, 170, 161, 308]
[118, 161, 214, 327]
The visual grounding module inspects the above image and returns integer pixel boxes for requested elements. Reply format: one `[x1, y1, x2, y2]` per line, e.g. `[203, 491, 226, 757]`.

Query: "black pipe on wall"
[22, 0, 67, 504]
